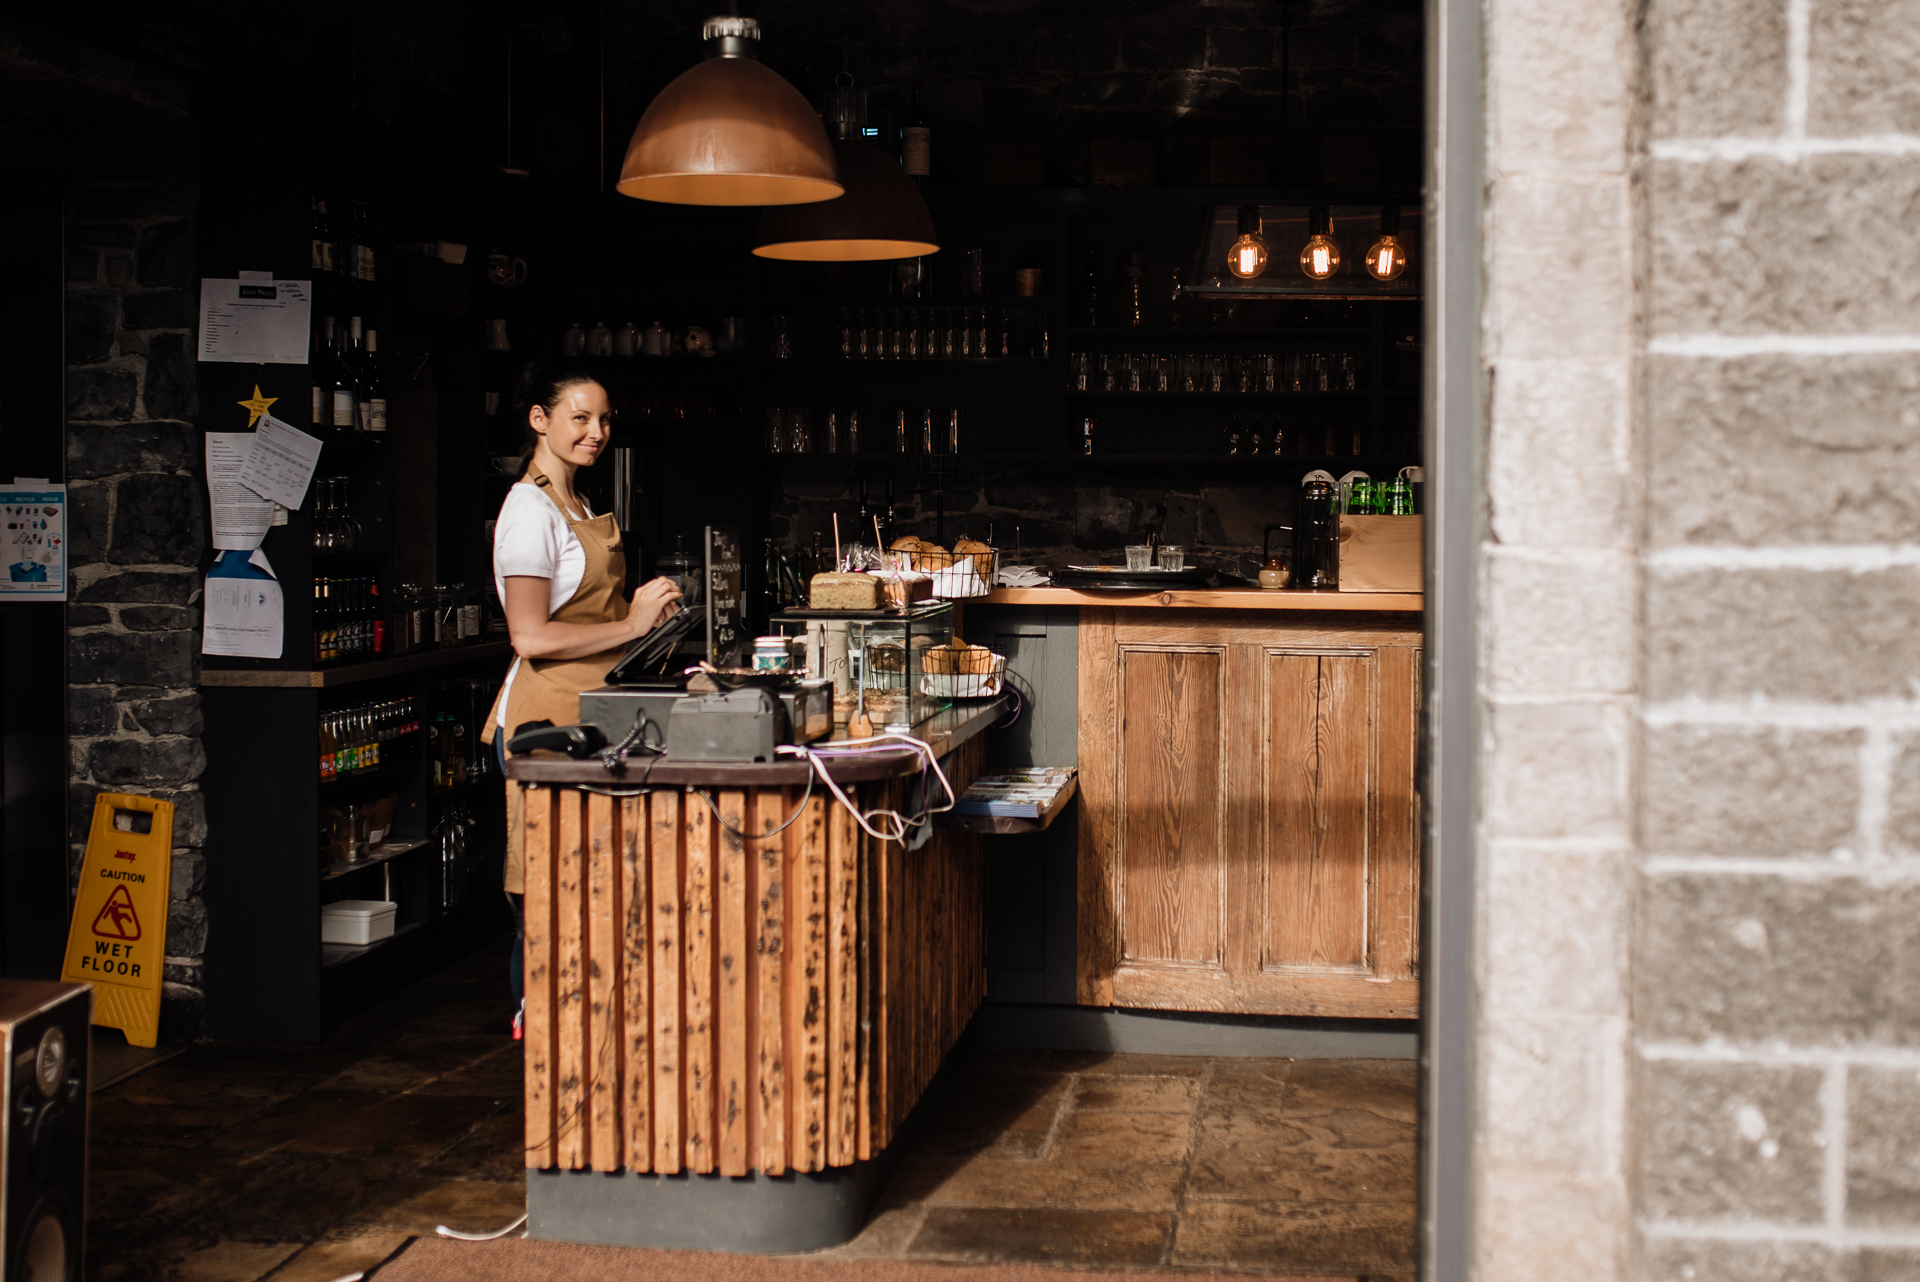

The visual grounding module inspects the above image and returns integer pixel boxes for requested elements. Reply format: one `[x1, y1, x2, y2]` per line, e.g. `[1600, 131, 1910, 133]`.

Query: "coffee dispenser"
[1293, 478, 1340, 590]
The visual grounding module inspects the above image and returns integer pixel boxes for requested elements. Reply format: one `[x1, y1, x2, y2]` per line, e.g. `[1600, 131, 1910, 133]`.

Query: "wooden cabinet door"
[1078, 609, 1420, 1018]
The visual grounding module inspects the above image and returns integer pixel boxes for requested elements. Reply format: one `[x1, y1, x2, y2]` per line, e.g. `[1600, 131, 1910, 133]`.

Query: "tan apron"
[488, 462, 628, 893]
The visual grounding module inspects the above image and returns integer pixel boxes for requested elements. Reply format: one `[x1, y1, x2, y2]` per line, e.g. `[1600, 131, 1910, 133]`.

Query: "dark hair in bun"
[511, 361, 602, 475]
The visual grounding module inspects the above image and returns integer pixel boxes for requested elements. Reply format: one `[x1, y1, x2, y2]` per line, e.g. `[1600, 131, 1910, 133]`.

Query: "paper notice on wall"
[204, 433, 274, 550]
[202, 548, 283, 658]
[0, 482, 67, 601]
[198, 278, 312, 365]
[236, 414, 322, 510]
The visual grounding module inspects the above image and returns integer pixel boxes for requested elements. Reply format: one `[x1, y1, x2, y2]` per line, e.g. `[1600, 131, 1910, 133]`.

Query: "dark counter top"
[505, 695, 1009, 787]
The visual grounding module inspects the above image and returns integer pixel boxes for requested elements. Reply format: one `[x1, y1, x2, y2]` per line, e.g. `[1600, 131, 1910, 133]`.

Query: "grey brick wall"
[1479, 0, 1920, 1273]
[64, 182, 208, 1040]
[1636, 0, 1920, 1268]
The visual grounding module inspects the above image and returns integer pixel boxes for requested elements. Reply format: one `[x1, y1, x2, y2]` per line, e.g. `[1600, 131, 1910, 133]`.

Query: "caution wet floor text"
[62, 793, 172, 1047]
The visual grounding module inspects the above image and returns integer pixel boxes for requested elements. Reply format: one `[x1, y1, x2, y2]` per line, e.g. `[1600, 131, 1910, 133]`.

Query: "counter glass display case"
[770, 601, 955, 728]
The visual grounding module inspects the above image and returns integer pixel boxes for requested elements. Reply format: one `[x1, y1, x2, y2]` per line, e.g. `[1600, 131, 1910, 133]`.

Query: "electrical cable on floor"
[436, 1213, 529, 1241]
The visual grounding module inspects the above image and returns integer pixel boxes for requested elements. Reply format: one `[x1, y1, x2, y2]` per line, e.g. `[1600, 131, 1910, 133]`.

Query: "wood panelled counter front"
[1078, 609, 1421, 1019]
[519, 735, 987, 1177]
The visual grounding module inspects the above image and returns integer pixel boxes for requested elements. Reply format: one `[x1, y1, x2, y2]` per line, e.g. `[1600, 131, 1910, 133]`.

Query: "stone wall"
[1474, 0, 1920, 1275]
[1472, 0, 1636, 1271]
[1633, 0, 1920, 1272]
[64, 181, 208, 1040]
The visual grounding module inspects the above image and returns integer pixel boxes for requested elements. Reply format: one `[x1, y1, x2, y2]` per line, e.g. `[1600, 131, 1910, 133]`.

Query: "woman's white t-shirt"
[493, 481, 594, 728]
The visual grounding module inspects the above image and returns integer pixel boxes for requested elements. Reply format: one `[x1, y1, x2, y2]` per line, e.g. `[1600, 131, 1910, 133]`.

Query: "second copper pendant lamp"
[618, 17, 842, 206]
[752, 78, 939, 261]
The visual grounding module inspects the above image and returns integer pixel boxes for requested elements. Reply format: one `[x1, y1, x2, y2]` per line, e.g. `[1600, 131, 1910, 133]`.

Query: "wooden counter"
[965, 596, 1425, 1023]
[510, 702, 996, 1247]
[982, 586, 1423, 611]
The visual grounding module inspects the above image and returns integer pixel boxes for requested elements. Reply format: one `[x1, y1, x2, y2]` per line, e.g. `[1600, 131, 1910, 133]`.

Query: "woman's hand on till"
[630, 577, 684, 636]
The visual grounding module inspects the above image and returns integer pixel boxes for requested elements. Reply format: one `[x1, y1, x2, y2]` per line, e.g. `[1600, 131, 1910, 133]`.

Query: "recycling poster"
[0, 482, 66, 601]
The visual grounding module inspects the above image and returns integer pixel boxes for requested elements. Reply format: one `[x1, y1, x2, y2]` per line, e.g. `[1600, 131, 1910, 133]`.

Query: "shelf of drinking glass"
[772, 357, 1056, 367]
[756, 451, 1420, 465]
[1067, 389, 1408, 400]
[1061, 326, 1378, 338]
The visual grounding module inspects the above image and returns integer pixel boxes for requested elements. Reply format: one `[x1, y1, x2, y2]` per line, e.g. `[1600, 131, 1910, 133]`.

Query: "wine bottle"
[328, 322, 357, 434]
[311, 198, 333, 274]
[364, 329, 388, 433]
[1123, 251, 1146, 328]
[310, 317, 332, 426]
[1081, 249, 1102, 328]
[902, 80, 930, 184]
[348, 317, 370, 431]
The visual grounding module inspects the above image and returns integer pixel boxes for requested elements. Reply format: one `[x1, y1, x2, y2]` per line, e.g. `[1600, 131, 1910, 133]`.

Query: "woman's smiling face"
[532, 380, 611, 467]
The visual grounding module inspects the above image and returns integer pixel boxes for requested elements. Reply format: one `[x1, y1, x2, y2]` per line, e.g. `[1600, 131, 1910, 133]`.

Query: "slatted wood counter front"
[516, 732, 987, 1178]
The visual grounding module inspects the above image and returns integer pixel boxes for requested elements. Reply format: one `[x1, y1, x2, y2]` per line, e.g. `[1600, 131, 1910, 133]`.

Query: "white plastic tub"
[321, 899, 397, 946]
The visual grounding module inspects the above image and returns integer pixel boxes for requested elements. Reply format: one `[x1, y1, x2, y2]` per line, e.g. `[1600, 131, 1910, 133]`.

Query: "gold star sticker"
[237, 385, 277, 428]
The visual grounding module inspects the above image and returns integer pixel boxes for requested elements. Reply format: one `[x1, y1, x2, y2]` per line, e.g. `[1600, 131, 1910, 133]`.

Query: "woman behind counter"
[485, 363, 682, 1035]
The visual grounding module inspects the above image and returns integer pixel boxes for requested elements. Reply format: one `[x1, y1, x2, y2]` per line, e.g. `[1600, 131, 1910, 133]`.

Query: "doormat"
[372, 1237, 1358, 1282]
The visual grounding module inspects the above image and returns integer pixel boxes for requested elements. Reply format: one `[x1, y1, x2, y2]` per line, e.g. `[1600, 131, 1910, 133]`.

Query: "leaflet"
[202, 549, 283, 659]
[204, 433, 274, 550]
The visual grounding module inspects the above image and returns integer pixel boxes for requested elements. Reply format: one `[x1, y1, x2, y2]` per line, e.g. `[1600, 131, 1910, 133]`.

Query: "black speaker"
[0, 982, 88, 1282]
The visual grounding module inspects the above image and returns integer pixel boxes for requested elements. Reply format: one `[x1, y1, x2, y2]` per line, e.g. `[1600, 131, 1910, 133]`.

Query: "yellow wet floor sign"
[61, 793, 172, 1047]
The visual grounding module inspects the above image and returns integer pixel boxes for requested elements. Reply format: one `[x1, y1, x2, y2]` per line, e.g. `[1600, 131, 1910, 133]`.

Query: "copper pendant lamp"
[752, 81, 939, 261]
[618, 17, 842, 206]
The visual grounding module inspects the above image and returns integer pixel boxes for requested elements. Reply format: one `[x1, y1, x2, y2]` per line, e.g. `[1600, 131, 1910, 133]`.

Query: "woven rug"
[371, 1237, 1346, 1282]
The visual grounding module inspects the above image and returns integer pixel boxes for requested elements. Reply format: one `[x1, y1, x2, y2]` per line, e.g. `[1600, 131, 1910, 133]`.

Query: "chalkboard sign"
[704, 525, 745, 666]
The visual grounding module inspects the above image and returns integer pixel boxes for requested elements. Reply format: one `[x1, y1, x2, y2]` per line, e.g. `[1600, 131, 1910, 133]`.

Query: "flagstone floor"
[87, 937, 1416, 1281]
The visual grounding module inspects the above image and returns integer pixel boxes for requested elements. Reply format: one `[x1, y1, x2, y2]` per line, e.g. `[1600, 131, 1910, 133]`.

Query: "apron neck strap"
[524, 460, 589, 522]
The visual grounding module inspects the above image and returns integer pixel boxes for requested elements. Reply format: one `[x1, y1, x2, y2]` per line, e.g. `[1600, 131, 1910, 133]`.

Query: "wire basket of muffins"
[917, 642, 1006, 699]
[887, 537, 997, 598]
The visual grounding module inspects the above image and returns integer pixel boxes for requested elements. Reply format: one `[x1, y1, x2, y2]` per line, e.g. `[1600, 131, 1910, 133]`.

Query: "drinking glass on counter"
[1157, 545, 1186, 573]
[1260, 354, 1279, 392]
[1339, 353, 1362, 392]
[1207, 355, 1227, 393]
[1154, 354, 1174, 392]
[1098, 353, 1118, 392]
[1128, 353, 1147, 392]
[765, 408, 786, 453]
[1125, 544, 1154, 571]
[1071, 352, 1091, 391]
[787, 408, 813, 453]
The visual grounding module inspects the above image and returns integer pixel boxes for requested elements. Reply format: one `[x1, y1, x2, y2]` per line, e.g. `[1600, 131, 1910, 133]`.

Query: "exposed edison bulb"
[1300, 234, 1339, 280]
[1229, 233, 1268, 279]
[1365, 235, 1407, 281]
[1300, 205, 1339, 281]
[1365, 206, 1408, 281]
[1227, 205, 1268, 279]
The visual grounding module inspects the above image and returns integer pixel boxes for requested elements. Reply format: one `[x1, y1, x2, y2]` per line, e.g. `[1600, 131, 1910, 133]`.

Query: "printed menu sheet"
[198, 278, 312, 365]
[0, 482, 67, 601]
[235, 414, 322, 511]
